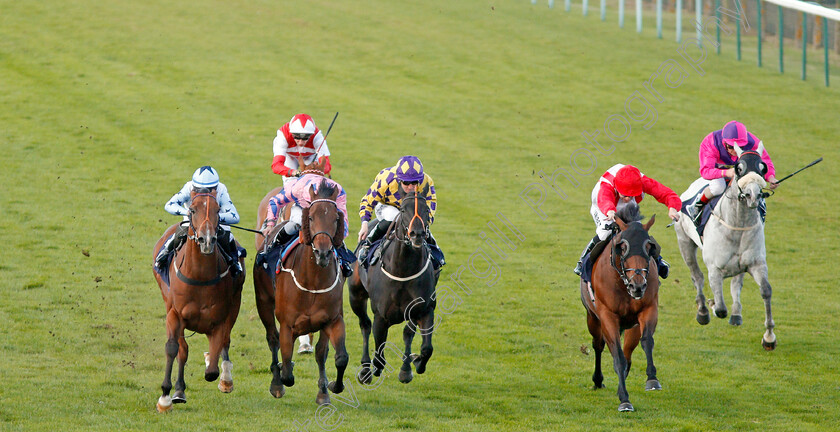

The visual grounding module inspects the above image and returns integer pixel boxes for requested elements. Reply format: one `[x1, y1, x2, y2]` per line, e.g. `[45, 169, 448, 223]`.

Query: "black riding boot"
[427, 231, 445, 269]
[648, 237, 669, 279]
[217, 229, 242, 277]
[573, 235, 600, 276]
[155, 223, 189, 268]
[357, 219, 390, 263]
[266, 222, 299, 253]
[336, 242, 356, 277]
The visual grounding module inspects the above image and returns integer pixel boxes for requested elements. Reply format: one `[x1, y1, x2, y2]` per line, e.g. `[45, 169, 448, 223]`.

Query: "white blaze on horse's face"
[190, 195, 219, 255]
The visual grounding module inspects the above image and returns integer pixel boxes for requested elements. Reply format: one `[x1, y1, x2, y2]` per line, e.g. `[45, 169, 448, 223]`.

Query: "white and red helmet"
[288, 114, 317, 136]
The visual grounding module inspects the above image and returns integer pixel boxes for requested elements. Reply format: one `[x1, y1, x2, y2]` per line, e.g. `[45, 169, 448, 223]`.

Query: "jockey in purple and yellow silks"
[356, 155, 444, 268]
[261, 173, 355, 278]
[686, 121, 778, 224]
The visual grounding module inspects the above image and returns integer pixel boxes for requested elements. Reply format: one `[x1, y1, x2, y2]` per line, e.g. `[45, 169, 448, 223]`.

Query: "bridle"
[609, 228, 652, 293]
[306, 198, 340, 250]
[187, 193, 219, 244]
[397, 192, 429, 246]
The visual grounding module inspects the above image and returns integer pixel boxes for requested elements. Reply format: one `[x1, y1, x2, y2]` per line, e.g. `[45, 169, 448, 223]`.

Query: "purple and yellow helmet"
[395, 156, 424, 183]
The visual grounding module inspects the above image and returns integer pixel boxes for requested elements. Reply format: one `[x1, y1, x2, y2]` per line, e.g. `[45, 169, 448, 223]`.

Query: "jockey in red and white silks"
[272, 114, 332, 184]
[574, 164, 681, 278]
[685, 121, 778, 223]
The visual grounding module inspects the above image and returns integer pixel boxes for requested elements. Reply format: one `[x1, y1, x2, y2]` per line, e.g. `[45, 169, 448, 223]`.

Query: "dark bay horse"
[152, 189, 245, 413]
[253, 181, 348, 405]
[580, 201, 660, 412]
[348, 188, 437, 385]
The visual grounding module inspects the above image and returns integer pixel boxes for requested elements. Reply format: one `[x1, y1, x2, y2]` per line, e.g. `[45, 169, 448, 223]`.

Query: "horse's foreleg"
[371, 316, 390, 377]
[707, 267, 728, 319]
[173, 334, 188, 403]
[638, 307, 661, 391]
[601, 313, 633, 412]
[278, 325, 295, 387]
[586, 310, 605, 389]
[314, 330, 331, 406]
[157, 309, 182, 413]
[413, 310, 434, 375]
[325, 319, 348, 394]
[399, 324, 416, 384]
[622, 326, 640, 377]
[729, 273, 745, 326]
[678, 236, 709, 324]
[748, 264, 776, 350]
[204, 328, 226, 383]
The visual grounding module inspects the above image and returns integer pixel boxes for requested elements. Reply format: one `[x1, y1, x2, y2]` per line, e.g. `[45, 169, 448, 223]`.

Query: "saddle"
[580, 235, 613, 285]
[680, 189, 722, 237]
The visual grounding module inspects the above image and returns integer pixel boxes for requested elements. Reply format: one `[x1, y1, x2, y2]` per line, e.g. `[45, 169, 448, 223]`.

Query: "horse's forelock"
[615, 200, 643, 223]
[737, 172, 766, 189]
[315, 179, 337, 200]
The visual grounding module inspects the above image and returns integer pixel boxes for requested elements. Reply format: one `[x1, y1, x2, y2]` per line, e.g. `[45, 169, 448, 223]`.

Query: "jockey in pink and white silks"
[272, 114, 332, 184]
[154, 166, 242, 276]
[685, 121, 778, 225]
[573, 164, 682, 279]
[261, 173, 355, 278]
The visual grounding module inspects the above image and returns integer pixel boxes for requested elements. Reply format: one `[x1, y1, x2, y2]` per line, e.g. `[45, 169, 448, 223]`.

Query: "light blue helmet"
[191, 166, 219, 188]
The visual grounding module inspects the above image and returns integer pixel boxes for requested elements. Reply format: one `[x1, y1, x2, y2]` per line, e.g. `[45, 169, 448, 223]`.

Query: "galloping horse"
[674, 147, 776, 350]
[253, 180, 348, 405]
[152, 188, 245, 413]
[580, 201, 660, 412]
[348, 187, 437, 385]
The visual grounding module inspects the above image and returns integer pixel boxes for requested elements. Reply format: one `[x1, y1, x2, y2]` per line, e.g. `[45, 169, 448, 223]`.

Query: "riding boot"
[648, 237, 669, 279]
[686, 194, 708, 226]
[573, 235, 600, 276]
[426, 231, 445, 269]
[267, 222, 299, 254]
[217, 229, 242, 278]
[155, 223, 189, 268]
[357, 219, 389, 264]
[336, 242, 356, 277]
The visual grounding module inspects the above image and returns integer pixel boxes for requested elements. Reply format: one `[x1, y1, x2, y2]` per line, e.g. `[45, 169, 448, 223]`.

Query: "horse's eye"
[190, 209, 196, 214]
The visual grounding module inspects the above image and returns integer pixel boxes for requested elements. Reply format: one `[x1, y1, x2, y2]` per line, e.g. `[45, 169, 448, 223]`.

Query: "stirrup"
[573, 261, 583, 276]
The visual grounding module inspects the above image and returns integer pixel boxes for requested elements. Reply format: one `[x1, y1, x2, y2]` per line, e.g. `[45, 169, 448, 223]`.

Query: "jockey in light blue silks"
[154, 166, 242, 276]
[685, 121, 779, 225]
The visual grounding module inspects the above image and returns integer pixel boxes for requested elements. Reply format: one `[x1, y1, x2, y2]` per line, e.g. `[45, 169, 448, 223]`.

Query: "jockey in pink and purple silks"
[685, 121, 779, 224]
[260, 173, 354, 277]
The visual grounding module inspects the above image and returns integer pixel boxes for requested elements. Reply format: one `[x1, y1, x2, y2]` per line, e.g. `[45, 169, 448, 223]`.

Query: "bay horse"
[674, 146, 776, 350]
[348, 187, 436, 385]
[152, 188, 245, 413]
[580, 201, 660, 412]
[253, 180, 348, 405]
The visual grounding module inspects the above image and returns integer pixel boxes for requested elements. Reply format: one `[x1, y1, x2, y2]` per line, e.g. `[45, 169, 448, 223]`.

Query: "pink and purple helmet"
[395, 156, 424, 183]
[721, 121, 749, 147]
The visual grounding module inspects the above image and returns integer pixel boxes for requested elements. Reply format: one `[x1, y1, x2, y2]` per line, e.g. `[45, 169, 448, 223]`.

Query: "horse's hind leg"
[314, 330, 331, 406]
[254, 270, 280, 373]
[748, 264, 776, 350]
[586, 310, 605, 389]
[157, 309, 182, 413]
[677, 233, 709, 324]
[325, 318, 348, 394]
[399, 324, 416, 384]
[217, 346, 233, 393]
[412, 310, 434, 375]
[729, 273, 745, 326]
[204, 328, 227, 383]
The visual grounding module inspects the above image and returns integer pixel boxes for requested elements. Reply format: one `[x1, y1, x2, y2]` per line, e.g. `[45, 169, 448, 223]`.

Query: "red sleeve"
[641, 177, 682, 210]
[597, 182, 618, 215]
[320, 156, 332, 175]
[272, 155, 292, 176]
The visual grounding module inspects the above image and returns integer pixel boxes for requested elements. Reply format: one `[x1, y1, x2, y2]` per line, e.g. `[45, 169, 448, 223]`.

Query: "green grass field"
[2, 0, 839, 430]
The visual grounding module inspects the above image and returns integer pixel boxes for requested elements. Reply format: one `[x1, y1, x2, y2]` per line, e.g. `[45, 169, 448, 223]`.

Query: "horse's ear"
[309, 184, 317, 201]
[614, 216, 627, 231]
[643, 214, 656, 231]
[330, 184, 341, 201]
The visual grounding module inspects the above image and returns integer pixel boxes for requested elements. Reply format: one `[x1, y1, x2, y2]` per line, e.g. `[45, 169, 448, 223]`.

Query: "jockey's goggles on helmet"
[292, 133, 312, 140]
[400, 180, 420, 185]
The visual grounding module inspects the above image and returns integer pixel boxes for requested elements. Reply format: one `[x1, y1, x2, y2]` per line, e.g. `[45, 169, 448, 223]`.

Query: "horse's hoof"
[205, 370, 219, 382]
[156, 395, 173, 413]
[618, 402, 635, 412]
[172, 390, 186, 404]
[218, 379, 233, 393]
[315, 393, 331, 406]
[729, 315, 743, 326]
[372, 367, 382, 377]
[762, 338, 777, 351]
[398, 368, 413, 384]
[281, 375, 295, 387]
[593, 383, 605, 390]
[270, 383, 285, 398]
[328, 381, 345, 394]
[714, 309, 728, 319]
[696, 312, 710, 325]
[357, 367, 373, 385]
[645, 379, 662, 391]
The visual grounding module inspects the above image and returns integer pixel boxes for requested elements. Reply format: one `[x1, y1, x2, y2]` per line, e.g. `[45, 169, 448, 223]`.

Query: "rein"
[608, 235, 649, 291]
[377, 192, 431, 282]
[176, 193, 231, 286]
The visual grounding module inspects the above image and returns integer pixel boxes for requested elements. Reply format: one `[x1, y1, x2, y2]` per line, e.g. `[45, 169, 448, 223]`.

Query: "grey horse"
[674, 145, 776, 350]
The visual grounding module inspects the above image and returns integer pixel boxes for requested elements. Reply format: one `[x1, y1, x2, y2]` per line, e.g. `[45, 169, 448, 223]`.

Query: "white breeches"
[288, 205, 303, 226]
[374, 204, 400, 222]
[680, 177, 726, 201]
[589, 205, 613, 241]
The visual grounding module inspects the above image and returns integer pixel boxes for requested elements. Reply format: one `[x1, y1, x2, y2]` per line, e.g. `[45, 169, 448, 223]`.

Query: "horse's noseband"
[610, 234, 651, 293]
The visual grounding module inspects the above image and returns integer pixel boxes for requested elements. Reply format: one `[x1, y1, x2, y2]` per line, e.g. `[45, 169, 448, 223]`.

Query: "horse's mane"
[616, 200, 644, 223]
[314, 179, 337, 199]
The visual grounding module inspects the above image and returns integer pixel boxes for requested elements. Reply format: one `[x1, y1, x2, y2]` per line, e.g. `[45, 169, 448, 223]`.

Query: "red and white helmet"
[289, 114, 317, 135]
